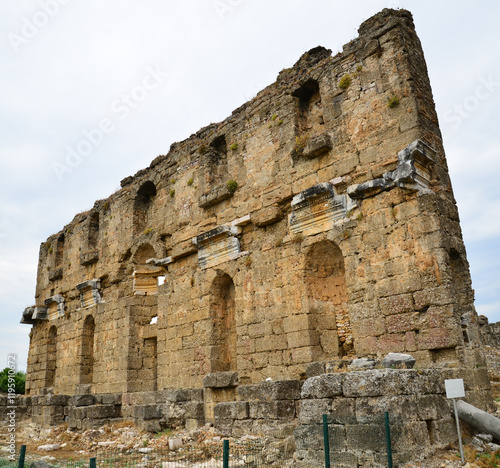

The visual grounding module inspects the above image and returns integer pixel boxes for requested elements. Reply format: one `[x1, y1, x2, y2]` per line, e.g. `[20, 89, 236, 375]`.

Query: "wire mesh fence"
[58, 425, 296, 468]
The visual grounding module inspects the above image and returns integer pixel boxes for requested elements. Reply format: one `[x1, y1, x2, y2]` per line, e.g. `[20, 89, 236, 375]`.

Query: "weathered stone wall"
[478, 316, 500, 399]
[3, 366, 491, 466]
[22, 8, 487, 402]
[4, 350, 498, 468]
[213, 368, 492, 466]
[295, 369, 454, 467]
[480, 315, 500, 348]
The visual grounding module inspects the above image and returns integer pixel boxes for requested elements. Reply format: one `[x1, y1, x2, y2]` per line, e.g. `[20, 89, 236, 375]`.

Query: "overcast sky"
[1, 0, 499, 371]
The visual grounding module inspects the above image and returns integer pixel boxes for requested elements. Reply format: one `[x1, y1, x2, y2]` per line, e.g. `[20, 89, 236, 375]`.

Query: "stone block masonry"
[1, 367, 489, 465]
[19, 8, 493, 452]
[214, 368, 492, 466]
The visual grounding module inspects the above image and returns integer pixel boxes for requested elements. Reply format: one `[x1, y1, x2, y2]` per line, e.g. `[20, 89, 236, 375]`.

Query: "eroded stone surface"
[20, 9, 487, 418]
[381, 352, 416, 369]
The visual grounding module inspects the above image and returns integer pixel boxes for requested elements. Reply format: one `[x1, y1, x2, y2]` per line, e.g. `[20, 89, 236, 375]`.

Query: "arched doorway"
[80, 315, 95, 385]
[45, 325, 57, 388]
[209, 274, 237, 372]
[133, 181, 156, 235]
[305, 241, 352, 358]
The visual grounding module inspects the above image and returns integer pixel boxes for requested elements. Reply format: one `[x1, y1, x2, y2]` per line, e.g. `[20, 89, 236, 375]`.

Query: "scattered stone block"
[382, 353, 416, 369]
[348, 358, 377, 370]
[168, 438, 183, 450]
[138, 447, 153, 453]
[477, 433, 494, 443]
[30, 462, 54, 468]
[37, 444, 61, 452]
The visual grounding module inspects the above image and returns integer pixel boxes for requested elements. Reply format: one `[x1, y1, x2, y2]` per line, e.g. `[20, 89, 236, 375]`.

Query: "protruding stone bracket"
[32, 306, 49, 321]
[76, 279, 102, 309]
[302, 133, 333, 159]
[21, 305, 49, 324]
[21, 306, 36, 325]
[203, 372, 239, 389]
[44, 295, 65, 320]
[49, 268, 63, 282]
[393, 139, 435, 191]
[192, 225, 242, 246]
[146, 257, 173, 267]
[142, 323, 158, 339]
[170, 241, 197, 261]
[198, 185, 234, 209]
[251, 206, 283, 227]
[192, 225, 246, 270]
[230, 215, 251, 227]
[347, 140, 436, 200]
[289, 182, 356, 236]
[80, 250, 99, 266]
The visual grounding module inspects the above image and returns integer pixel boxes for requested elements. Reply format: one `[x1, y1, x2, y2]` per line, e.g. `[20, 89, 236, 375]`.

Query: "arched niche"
[292, 78, 324, 134]
[80, 315, 95, 385]
[133, 181, 157, 235]
[132, 243, 157, 265]
[209, 273, 237, 372]
[45, 325, 57, 388]
[304, 240, 352, 358]
[88, 211, 100, 249]
[54, 234, 65, 268]
[132, 243, 163, 295]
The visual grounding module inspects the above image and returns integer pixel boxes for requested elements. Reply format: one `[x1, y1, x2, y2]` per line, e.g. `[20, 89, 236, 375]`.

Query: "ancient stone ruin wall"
[22, 9, 487, 399]
[479, 316, 500, 349]
[1, 367, 493, 466]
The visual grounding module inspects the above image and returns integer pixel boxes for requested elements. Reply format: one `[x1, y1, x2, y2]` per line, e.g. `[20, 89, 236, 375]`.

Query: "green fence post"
[322, 414, 330, 468]
[384, 412, 393, 468]
[223, 439, 229, 468]
[89, 457, 96, 468]
[17, 445, 26, 468]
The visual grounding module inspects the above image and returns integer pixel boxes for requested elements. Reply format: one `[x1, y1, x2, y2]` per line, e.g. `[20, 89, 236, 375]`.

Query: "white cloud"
[1, 1, 499, 372]
[0, 324, 30, 372]
[446, 143, 500, 242]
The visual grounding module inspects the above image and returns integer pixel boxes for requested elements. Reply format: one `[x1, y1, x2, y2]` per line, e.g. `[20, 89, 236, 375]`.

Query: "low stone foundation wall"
[1, 366, 494, 465]
[296, 370, 456, 466]
[0, 389, 205, 434]
[121, 389, 205, 432]
[215, 380, 303, 436]
[68, 394, 122, 430]
[211, 367, 493, 466]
